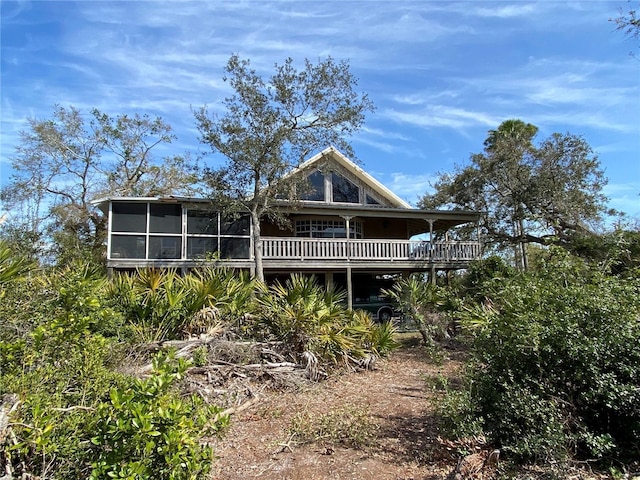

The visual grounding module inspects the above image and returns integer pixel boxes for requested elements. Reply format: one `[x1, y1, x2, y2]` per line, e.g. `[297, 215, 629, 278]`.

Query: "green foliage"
[445, 251, 640, 464]
[2, 105, 197, 265]
[436, 386, 485, 441]
[187, 266, 257, 322]
[364, 315, 400, 356]
[191, 345, 209, 367]
[2, 333, 129, 478]
[420, 119, 611, 268]
[256, 274, 397, 364]
[458, 255, 517, 302]
[3, 349, 226, 480]
[383, 276, 449, 347]
[47, 261, 125, 338]
[89, 351, 227, 480]
[0, 223, 46, 262]
[109, 267, 257, 341]
[0, 260, 123, 366]
[195, 54, 374, 280]
[567, 227, 640, 276]
[1, 257, 226, 479]
[0, 239, 40, 344]
[109, 269, 195, 342]
[0, 239, 34, 289]
[257, 274, 347, 357]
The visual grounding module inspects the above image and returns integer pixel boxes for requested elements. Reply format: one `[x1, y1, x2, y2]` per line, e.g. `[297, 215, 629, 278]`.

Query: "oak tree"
[195, 55, 374, 281]
[420, 119, 610, 270]
[1, 105, 197, 264]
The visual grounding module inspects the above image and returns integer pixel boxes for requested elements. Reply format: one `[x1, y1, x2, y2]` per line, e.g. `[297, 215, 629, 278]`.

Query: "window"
[295, 219, 362, 239]
[365, 194, 380, 205]
[149, 236, 182, 259]
[187, 237, 218, 258]
[301, 170, 325, 201]
[220, 238, 250, 258]
[332, 173, 359, 203]
[149, 203, 181, 233]
[112, 203, 147, 233]
[187, 209, 217, 235]
[186, 210, 250, 260]
[221, 214, 250, 235]
[111, 235, 146, 258]
[109, 202, 251, 261]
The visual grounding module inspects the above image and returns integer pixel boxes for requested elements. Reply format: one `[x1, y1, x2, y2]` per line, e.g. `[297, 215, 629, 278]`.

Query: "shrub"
[108, 268, 195, 342]
[1, 259, 227, 479]
[89, 351, 228, 480]
[383, 275, 449, 346]
[458, 255, 517, 302]
[257, 274, 398, 364]
[108, 267, 257, 341]
[2, 334, 130, 479]
[446, 251, 640, 464]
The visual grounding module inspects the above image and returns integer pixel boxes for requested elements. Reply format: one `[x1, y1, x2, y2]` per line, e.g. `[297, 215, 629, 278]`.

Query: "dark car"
[353, 295, 396, 322]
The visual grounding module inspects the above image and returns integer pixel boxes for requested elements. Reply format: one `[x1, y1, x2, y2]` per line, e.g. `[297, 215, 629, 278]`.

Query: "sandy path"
[210, 338, 462, 480]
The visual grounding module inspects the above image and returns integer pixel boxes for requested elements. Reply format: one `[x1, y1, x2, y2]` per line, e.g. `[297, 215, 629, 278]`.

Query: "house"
[94, 147, 482, 315]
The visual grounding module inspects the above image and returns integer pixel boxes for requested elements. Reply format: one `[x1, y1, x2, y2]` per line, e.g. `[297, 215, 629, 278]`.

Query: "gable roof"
[292, 146, 413, 209]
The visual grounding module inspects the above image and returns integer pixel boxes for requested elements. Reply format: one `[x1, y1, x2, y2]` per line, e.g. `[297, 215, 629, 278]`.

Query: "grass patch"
[287, 402, 378, 448]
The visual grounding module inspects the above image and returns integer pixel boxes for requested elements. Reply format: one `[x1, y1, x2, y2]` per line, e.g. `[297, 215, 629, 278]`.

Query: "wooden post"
[343, 216, 354, 309]
[346, 266, 353, 310]
[326, 271, 334, 290]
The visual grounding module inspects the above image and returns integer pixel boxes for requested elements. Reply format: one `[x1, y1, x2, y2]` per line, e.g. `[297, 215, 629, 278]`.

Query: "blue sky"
[1, 1, 639, 219]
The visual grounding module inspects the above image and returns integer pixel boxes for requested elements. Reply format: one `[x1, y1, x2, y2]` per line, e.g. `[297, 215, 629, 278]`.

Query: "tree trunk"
[512, 220, 523, 271]
[519, 218, 528, 271]
[251, 209, 264, 282]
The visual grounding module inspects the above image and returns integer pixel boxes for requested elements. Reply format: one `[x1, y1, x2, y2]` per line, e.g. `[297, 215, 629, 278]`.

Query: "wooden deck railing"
[262, 237, 481, 262]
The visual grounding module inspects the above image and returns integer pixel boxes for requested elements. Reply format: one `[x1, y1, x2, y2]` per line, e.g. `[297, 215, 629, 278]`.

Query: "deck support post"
[346, 266, 353, 310]
[326, 271, 334, 290]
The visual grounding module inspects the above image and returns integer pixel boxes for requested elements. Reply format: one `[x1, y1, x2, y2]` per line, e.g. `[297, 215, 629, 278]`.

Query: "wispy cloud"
[1, 0, 638, 217]
[472, 4, 538, 18]
[387, 172, 437, 205]
[383, 106, 501, 131]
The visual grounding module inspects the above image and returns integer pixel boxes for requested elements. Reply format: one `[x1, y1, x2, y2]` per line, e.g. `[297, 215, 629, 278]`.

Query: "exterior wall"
[260, 215, 411, 240]
[260, 221, 292, 237]
[361, 217, 408, 240]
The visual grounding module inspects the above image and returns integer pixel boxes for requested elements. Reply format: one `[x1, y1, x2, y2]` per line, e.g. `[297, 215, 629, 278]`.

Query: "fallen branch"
[51, 406, 96, 413]
[142, 334, 220, 352]
[211, 394, 261, 424]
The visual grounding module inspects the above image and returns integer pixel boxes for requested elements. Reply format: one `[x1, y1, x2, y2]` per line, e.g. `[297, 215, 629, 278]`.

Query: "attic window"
[301, 170, 325, 201]
[365, 194, 380, 205]
[332, 172, 359, 203]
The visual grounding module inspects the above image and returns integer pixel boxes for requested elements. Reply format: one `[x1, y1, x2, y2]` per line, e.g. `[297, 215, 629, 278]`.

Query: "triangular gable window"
[365, 194, 380, 205]
[301, 170, 325, 201]
[332, 172, 359, 203]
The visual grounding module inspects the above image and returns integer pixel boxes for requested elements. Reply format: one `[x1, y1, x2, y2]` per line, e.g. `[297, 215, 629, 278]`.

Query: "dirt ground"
[209, 334, 469, 480]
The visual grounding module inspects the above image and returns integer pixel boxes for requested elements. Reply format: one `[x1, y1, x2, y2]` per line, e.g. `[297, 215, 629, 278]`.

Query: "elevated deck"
[106, 237, 482, 272]
[262, 237, 481, 270]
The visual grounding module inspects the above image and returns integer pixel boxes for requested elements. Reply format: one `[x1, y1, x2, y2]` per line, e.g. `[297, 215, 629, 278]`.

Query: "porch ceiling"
[275, 203, 481, 235]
